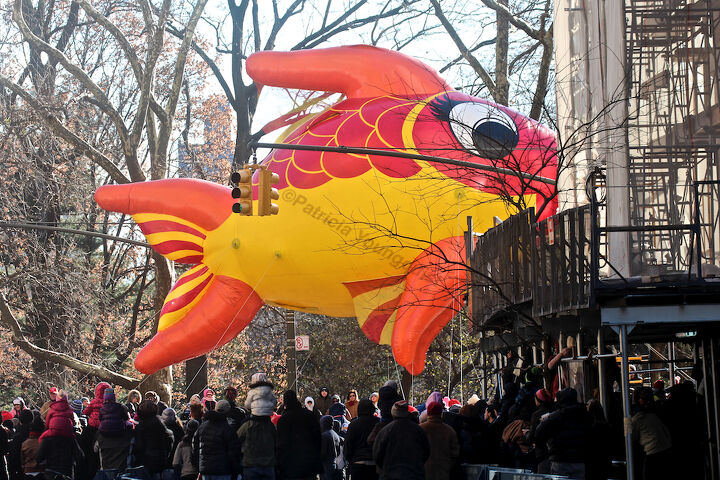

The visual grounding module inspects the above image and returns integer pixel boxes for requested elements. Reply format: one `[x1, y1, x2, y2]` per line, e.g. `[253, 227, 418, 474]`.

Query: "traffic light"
[230, 168, 253, 215]
[257, 168, 280, 216]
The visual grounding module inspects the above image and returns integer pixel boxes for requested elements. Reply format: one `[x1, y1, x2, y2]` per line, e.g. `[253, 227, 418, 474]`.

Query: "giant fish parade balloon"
[95, 45, 556, 375]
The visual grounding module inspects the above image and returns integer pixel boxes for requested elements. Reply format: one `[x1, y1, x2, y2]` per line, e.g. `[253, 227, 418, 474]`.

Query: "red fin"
[392, 237, 466, 375]
[246, 45, 451, 98]
[134, 276, 264, 374]
[95, 179, 233, 231]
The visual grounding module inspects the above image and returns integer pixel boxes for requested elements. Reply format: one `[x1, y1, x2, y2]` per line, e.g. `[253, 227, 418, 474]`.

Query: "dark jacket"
[343, 399, 379, 464]
[236, 415, 276, 468]
[133, 415, 174, 473]
[315, 393, 332, 416]
[98, 402, 130, 436]
[36, 436, 85, 478]
[96, 429, 133, 470]
[420, 416, 460, 480]
[276, 405, 322, 478]
[526, 402, 555, 462]
[193, 410, 241, 475]
[225, 401, 247, 431]
[320, 416, 343, 480]
[372, 418, 430, 480]
[534, 403, 591, 463]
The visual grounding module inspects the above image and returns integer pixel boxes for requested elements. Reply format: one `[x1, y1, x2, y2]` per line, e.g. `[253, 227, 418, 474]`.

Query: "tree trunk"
[142, 367, 173, 404]
[185, 355, 208, 397]
[495, 0, 510, 105]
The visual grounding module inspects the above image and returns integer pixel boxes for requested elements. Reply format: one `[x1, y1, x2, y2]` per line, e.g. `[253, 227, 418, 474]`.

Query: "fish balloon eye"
[447, 102, 519, 160]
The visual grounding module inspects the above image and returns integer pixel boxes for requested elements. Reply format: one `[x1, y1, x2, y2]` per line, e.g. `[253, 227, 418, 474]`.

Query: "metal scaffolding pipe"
[619, 325, 635, 480]
[598, 329, 609, 418]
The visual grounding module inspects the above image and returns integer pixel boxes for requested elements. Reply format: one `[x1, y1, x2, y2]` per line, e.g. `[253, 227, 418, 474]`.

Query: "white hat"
[467, 394, 481, 405]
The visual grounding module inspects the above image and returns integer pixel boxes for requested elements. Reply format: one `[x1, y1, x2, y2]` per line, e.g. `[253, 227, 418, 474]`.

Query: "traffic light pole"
[284, 310, 297, 391]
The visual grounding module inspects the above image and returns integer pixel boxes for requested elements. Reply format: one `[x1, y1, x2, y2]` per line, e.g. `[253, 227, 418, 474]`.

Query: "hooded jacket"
[193, 410, 241, 475]
[315, 389, 332, 415]
[41, 396, 75, 441]
[84, 382, 111, 429]
[320, 415, 343, 479]
[343, 399, 379, 464]
[244, 380, 276, 417]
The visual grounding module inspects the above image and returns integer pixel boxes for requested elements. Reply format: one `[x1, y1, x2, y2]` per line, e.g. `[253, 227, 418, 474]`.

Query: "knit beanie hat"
[70, 399, 83, 412]
[104, 388, 116, 402]
[251, 373, 267, 384]
[161, 408, 177, 424]
[535, 388, 552, 403]
[391, 400, 409, 418]
[215, 400, 231, 414]
[467, 394, 481, 405]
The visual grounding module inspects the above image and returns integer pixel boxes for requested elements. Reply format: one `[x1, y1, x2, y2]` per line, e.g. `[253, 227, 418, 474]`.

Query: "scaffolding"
[625, 0, 720, 276]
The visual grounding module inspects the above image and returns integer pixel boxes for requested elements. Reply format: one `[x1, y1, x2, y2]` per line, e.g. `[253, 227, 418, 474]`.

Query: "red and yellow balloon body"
[95, 45, 557, 375]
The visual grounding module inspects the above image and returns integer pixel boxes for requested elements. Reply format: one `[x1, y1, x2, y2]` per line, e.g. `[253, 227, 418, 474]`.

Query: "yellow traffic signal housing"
[230, 168, 253, 215]
[257, 168, 280, 216]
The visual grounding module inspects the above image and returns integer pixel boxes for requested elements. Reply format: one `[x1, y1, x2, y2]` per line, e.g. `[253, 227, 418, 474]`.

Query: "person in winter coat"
[40, 387, 59, 421]
[133, 400, 174, 476]
[161, 409, 185, 464]
[236, 394, 277, 480]
[201, 389, 216, 411]
[276, 390, 322, 480]
[345, 390, 359, 420]
[193, 400, 240, 480]
[344, 399, 379, 480]
[304, 398, 321, 419]
[526, 388, 555, 474]
[316, 388, 332, 416]
[84, 383, 111, 430]
[36, 410, 85, 479]
[223, 386, 247, 430]
[319, 416, 343, 480]
[8, 409, 34, 480]
[534, 387, 591, 480]
[419, 392, 443, 424]
[245, 373, 277, 417]
[367, 383, 401, 448]
[372, 401, 430, 480]
[419, 402, 459, 480]
[144, 391, 169, 414]
[96, 389, 133, 471]
[10, 398, 28, 419]
[173, 420, 199, 480]
[125, 390, 141, 419]
[631, 387, 673, 480]
[43, 393, 76, 441]
[21, 414, 44, 475]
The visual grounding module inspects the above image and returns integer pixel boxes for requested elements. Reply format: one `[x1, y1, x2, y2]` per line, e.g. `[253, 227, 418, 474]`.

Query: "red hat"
[1, 411, 12, 422]
[535, 388, 552, 403]
[49, 387, 58, 395]
[448, 398, 462, 407]
[427, 401, 443, 416]
[652, 380, 665, 390]
[408, 405, 418, 413]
